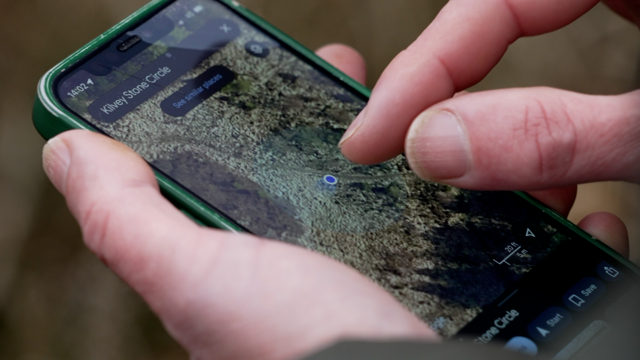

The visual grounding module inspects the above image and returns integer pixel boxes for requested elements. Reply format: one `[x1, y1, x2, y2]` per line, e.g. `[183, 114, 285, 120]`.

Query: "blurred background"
[0, 0, 638, 358]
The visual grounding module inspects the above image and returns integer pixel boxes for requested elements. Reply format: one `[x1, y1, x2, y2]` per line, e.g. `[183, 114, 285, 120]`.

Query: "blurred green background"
[0, 0, 638, 358]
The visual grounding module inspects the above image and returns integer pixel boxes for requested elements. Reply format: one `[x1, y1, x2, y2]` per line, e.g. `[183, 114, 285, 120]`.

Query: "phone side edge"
[515, 191, 640, 275]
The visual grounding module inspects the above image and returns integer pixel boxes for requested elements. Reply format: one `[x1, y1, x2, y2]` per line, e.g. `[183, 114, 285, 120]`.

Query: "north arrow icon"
[526, 228, 536, 237]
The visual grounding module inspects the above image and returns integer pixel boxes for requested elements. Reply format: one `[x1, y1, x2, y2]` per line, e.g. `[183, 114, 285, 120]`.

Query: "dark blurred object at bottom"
[303, 286, 640, 360]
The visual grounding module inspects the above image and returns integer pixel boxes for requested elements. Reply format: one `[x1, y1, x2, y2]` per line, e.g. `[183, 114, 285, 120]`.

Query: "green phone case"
[32, 0, 640, 274]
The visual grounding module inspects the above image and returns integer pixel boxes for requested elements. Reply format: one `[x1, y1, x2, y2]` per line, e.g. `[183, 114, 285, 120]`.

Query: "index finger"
[339, 0, 600, 164]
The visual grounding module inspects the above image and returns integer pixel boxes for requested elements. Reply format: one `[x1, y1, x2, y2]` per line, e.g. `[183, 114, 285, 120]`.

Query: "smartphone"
[33, 0, 640, 357]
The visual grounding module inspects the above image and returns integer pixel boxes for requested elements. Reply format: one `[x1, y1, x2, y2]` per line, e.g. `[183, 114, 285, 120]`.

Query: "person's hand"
[336, 0, 639, 255]
[339, 0, 640, 180]
[41, 47, 437, 360]
[41, 44, 629, 360]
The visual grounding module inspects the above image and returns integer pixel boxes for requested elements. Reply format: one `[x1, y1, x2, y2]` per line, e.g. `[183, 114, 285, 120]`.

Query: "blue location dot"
[317, 175, 338, 193]
[323, 175, 338, 185]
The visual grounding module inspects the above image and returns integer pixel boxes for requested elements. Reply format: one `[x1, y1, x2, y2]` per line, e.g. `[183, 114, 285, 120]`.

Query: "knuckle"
[78, 197, 114, 256]
[519, 95, 578, 182]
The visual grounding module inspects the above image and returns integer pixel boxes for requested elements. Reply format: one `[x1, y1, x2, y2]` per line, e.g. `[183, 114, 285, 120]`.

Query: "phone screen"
[54, 0, 640, 356]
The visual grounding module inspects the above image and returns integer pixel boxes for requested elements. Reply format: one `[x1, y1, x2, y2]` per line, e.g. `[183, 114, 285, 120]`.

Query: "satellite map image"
[57, 0, 567, 337]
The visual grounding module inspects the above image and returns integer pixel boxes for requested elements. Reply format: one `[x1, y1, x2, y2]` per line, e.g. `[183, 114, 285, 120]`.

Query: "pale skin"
[42, 0, 637, 359]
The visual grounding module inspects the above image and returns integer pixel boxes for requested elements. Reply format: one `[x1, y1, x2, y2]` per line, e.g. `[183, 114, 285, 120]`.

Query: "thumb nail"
[406, 110, 471, 181]
[43, 136, 71, 194]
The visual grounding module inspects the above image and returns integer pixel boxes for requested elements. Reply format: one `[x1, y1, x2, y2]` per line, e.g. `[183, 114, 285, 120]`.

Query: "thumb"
[42, 130, 204, 297]
[405, 88, 640, 190]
